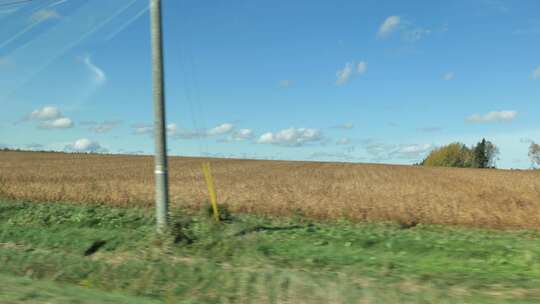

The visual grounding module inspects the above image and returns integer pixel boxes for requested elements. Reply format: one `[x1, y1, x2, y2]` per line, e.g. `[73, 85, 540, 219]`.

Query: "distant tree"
[529, 142, 540, 168]
[421, 142, 472, 167]
[420, 139, 499, 168]
[484, 140, 499, 168]
[472, 138, 498, 168]
[473, 139, 488, 168]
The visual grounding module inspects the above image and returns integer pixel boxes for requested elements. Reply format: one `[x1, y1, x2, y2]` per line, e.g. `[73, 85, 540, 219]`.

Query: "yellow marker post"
[202, 162, 220, 221]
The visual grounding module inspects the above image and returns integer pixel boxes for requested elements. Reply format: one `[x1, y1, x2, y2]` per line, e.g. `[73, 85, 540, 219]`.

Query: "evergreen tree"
[473, 139, 487, 168]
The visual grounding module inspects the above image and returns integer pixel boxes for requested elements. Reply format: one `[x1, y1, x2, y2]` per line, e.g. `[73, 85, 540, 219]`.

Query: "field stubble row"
[1, 151, 540, 229]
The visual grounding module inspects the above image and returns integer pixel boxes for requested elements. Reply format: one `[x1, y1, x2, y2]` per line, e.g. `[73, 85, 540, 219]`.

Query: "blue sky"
[1, 0, 539, 168]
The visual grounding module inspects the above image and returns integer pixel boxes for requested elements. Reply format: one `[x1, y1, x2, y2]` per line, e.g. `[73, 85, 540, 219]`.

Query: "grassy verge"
[0, 273, 160, 304]
[1, 199, 539, 303]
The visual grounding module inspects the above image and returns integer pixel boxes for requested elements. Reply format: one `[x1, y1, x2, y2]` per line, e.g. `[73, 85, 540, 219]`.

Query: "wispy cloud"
[531, 66, 540, 80]
[333, 123, 354, 129]
[356, 62, 367, 74]
[402, 27, 432, 42]
[82, 55, 106, 84]
[466, 110, 518, 123]
[256, 127, 322, 147]
[65, 138, 107, 153]
[308, 151, 364, 162]
[133, 122, 237, 141]
[377, 15, 441, 42]
[417, 127, 443, 133]
[336, 138, 350, 145]
[279, 80, 293, 88]
[360, 140, 432, 161]
[23, 143, 45, 150]
[336, 62, 354, 85]
[105, 3, 148, 41]
[336, 61, 367, 85]
[443, 72, 455, 81]
[30, 9, 60, 23]
[49, 0, 68, 8]
[0, 8, 18, 16]
[482, 0, 509, 13]
[377, 16, 401, 38]
[223, 129, 254, 142]
[131, 123, 153, 135]
[82, 120, 122, 133]
[394, 143, 433, 159]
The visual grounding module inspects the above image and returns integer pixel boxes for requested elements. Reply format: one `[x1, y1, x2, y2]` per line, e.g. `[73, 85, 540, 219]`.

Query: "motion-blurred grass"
[1, 199, 540, 303]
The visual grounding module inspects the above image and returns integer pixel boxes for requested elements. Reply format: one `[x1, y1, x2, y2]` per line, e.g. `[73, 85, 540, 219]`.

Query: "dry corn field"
[1, 150, 540, 229]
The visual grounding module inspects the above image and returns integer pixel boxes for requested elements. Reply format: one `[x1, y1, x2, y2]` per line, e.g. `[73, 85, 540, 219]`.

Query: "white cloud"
[466, 110, 518, 123]
[232, 128, 253, 141]
[336, 138, 350, 145]
[65, 138, 107, 153]
[377, 16, 401, 38]
[30, 9, 60, 23]
[336, 61, 367, 86]
[531, 66, 540, 80]
[167, 123, 178, 135]
[397, 143, 433, 157]
[82, 55, 106, 84]
[26, 106, 74, 129]
[443, 72, 455, 81]
[256, 127, 322, 147]
[39, 117, 73, 129]
[30, 106, 61, 120]
[378, 16, 438, 42]
[207, 123, 234, 136]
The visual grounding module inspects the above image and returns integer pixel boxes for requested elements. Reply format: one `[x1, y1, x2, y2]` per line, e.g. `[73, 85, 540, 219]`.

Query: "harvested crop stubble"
[1, 151, 540, 229]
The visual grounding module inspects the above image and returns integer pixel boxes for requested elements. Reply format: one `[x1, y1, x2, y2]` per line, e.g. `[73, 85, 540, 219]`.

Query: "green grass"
[1, 199, 540, 303]
[0, 273, 160, 304]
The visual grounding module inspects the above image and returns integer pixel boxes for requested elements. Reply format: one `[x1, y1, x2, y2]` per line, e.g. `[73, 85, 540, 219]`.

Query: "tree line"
[417, 138, 499, 168]
[417, 139, 540, 169]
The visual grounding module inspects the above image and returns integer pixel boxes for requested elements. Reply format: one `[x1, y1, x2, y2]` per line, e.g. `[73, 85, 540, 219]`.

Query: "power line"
[0, 0, 36, 8]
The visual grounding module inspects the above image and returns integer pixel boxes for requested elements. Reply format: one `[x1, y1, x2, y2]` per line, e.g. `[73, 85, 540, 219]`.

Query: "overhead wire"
[179, 10, 209, 158]
[0, 0, 35, 8]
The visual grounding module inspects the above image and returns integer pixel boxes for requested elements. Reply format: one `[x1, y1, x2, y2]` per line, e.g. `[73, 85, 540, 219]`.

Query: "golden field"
[1, 150, 539, 229]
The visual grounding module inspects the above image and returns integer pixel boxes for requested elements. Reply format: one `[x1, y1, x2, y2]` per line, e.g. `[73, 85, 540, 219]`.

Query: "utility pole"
[150, 0, 169, 232]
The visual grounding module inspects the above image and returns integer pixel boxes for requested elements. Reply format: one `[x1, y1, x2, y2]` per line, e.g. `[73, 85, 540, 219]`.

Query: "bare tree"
[529, 142, 540, 168]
